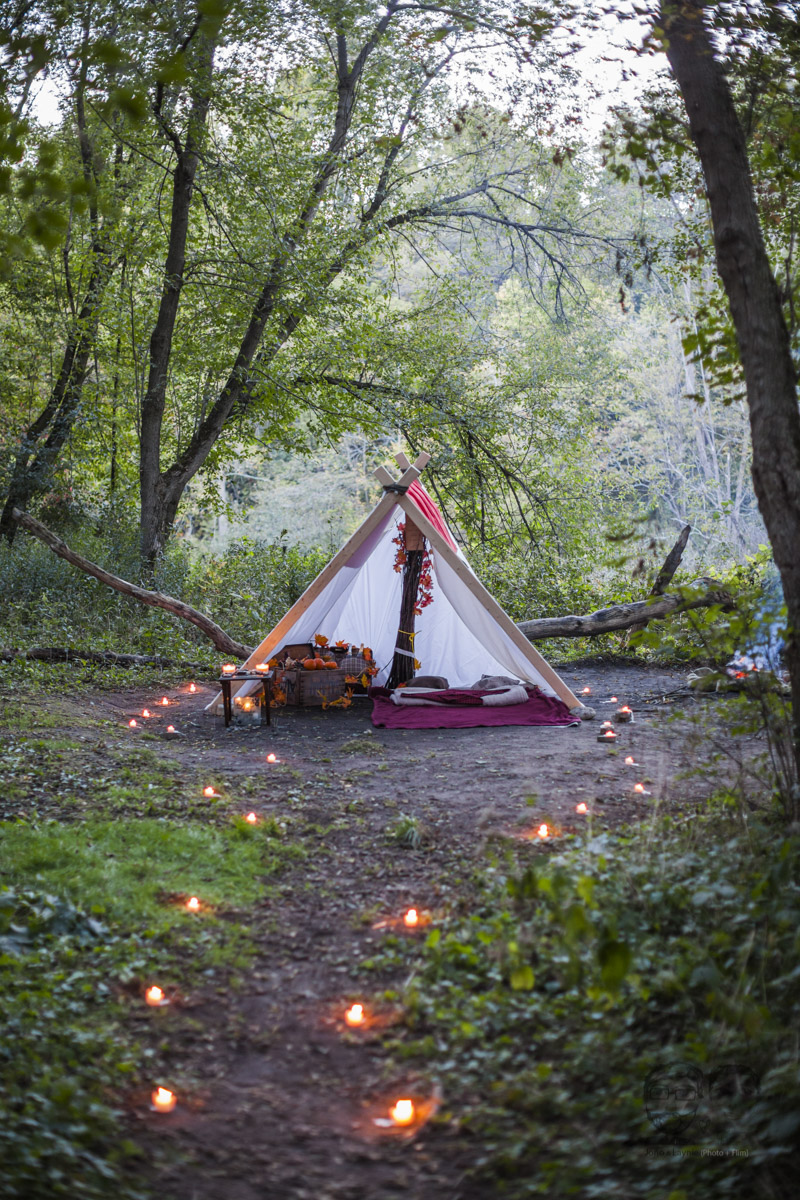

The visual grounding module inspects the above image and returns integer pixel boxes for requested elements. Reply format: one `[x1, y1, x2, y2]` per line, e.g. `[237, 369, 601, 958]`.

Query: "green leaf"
[510, 965, 535, 991]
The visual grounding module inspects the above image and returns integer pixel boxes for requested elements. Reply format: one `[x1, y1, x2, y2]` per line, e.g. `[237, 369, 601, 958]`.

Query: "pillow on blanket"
[391, 684, 529, 708]
[405, 675, 449, 690]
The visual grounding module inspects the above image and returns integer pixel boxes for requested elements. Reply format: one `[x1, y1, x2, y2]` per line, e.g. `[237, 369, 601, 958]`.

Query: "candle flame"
[142, 709, 151, 718]
[601, 720, 613, 729]
[603, 730, 616, 739]
[266, 753, 278, 763]
[345, 1003, 364, 1026]
[129, 719, 137, 728]
[189, 682, 197, 693]
[145, 985, 164, 1006]
[610, 695, 618, 702]
[619, 706, 632, 713]
[160, 697, 169, 706]
[245, 812, 258, 824]
[581, 686, 591, 695]
[390, 1098, 415, 1125]
[203, 786, 217, 797]
[625, 756, 637, 765]
[151, 1086, 176, 1113]
[403, 908, 419, 927]
[634, 783, 646, 793]
[255, 662, 269, 671]
[576, 803, 588, 814]
[537, 823, 549, 839]
[167, 725, 175, 733]
[222, 663, 236, 674]
[186, 896, 200, 911]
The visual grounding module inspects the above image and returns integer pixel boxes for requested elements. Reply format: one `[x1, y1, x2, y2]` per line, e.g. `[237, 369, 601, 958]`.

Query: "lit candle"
[150, 1086, 176, 1113]
[142, 709, 151, 718]
[145, 985, 167, 1007]
[186, 896, 200, 911]
[610, 695, 618, 703]
[160, 697, 169, 706]
[189, 682, 197, 693]
[403, 908, 419, 928]
[615, 705, 633, 723]
[166, 725, 175, 733]
[255, 662, 269, 672]
[576, 802, 588, 814]
[222, 663, 236, 674]
[203, 786, 217, 797]
[345, 1003, 364, 1027]
[129, 718, 137, 728]
[245, 812, 258, 825]
[601, 720, 614, 730]
[581, 686, 591, 696]
[266, 753, 278, 763]
[624, 756, 638, 766]
[537, 823, 549, 839]
[390, 1098, 415, 1126]
[597, 729, 617, 743]
[242, 699, 253, 712]
[633, 783, 651, 795]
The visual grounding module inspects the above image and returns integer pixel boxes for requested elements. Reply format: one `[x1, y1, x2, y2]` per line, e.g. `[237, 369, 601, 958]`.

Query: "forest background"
[0, 0, 795, 663]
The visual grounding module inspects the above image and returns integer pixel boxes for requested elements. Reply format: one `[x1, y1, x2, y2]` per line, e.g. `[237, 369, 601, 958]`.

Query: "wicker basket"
[279, 668, 350, 707]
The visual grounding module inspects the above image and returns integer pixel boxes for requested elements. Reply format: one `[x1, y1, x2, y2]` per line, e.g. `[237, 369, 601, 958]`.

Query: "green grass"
[0, 818, 286, 921]
[0, 814, 302, 1199]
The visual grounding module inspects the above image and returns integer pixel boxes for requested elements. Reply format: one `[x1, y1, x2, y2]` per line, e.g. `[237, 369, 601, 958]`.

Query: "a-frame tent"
[207, 453, 582, 713]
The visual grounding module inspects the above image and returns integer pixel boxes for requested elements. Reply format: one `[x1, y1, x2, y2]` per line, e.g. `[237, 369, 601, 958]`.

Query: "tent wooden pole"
[395, 495, 582, 710]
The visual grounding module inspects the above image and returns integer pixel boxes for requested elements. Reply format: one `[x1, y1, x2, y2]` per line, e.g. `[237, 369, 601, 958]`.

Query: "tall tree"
[650, 1, 800, 777]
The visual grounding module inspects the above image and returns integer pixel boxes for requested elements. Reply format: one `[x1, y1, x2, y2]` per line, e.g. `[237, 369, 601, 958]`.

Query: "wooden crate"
[279, 668, 350, 707]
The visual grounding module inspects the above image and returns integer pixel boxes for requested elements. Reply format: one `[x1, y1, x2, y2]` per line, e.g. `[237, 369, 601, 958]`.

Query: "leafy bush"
[370, 809, 800, 1198]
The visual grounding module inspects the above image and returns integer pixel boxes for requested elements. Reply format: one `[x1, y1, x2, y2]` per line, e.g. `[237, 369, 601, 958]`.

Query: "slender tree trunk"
[139, 33, 217, 567]
[660, 0, 800, 781]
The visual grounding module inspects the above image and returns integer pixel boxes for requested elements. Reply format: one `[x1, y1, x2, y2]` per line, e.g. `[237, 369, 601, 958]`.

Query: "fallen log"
[0, 647, 208, 668]
[10, 508, 253, 660]
[518, 579, 733, 641]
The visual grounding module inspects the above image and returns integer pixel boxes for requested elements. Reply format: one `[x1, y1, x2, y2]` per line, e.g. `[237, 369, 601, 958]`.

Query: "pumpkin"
[302, 657, 318, 670]
[324, 660, 337, 670]
[314, 656, 326, 670]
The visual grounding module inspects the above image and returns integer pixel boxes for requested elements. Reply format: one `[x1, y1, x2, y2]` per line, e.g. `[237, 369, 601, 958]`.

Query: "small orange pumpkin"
[302, 657, 317, 670]
[314, 656, 326, 670]
[324, 660, 337, 670]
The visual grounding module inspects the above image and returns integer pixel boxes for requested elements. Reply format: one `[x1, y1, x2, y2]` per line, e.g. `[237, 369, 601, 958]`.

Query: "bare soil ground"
[16, 661, 766, 1200]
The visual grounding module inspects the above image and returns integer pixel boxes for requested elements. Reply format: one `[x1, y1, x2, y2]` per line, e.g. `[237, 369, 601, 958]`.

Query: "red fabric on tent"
[370, 686, 578, 729]
[406, 479, 458, 551]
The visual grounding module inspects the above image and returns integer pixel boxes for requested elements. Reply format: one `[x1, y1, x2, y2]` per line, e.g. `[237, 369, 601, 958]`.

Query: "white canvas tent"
[207, 453, 581, 713]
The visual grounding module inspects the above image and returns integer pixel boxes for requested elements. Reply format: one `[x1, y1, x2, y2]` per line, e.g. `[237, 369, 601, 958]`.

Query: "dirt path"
[106, 662, 759, 1199]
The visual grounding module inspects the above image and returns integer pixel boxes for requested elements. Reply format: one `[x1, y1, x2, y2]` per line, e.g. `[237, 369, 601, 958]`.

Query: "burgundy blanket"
[370, 685, 578, 730]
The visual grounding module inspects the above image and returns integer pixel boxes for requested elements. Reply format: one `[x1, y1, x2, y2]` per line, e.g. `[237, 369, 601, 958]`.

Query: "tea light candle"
[609, 695, 618, 703]
[203, 786, 217, 797]
[221, 664, 236, 674]
[245, 812, 258, 825]
[145, 985, 167, 1007]
[160, 697, 169, 706]
[186, 896, 200, 911]
[576, 802, 588, 814]
[581, 686, 591, 696]
[624, 756, 638, 766]
[142, 709, 151, 718]
[601, 720, 614, 730]
[266, 753, 278, 763]
[597, 729, 617, 743]
[633, 783, 651, 795]
[537, 823, 549, 839]
[615, 705, 633, 723]
[345, 1003, 365, 1027]
[150, 1086, 176, 1113]
[189, 682, 197, 693]
[390, 1098, 415, 1126]
[403, 908, 419, 928]
[129, 719, 137, 728]
[166, 725, 176, 733]
[255, 662, 269, 672]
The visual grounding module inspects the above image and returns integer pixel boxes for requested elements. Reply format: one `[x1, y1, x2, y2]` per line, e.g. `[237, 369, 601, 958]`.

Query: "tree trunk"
[659, 1, 800, 782]
[626, 523, 691, 641]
